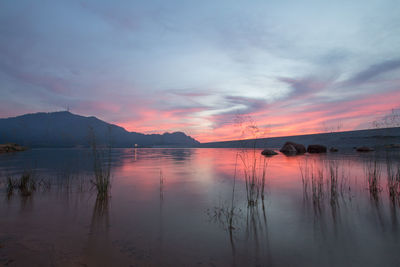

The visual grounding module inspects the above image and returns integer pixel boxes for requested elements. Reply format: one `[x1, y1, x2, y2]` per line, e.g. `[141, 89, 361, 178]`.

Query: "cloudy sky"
[1, 0, 399, 142]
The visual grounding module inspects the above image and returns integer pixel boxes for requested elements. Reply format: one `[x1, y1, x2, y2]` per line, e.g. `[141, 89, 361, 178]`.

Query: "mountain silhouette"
[0, 111, 200, 148]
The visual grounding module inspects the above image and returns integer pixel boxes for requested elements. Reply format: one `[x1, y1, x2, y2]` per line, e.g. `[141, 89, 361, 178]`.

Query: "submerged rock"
[385, 144, 400, 149]
[307, 144, 327, 153]
[280, 142, 306, 155]
[261, 149, 278, 156]
[0, 143, 27, 154]
[356, 146, 374, 152]
[330, 147, 339, 152]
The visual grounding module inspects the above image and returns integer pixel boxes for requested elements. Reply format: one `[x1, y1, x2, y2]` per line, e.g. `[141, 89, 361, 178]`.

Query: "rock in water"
[356, 146, 374, 152]
[0, 143, 27, 153]
[280, 144, 297, 155]
[307, 144, 327, 153]
[261, 149, 278, 156]
[280, 142, 306, 155]
[385, 144, 400, 149]
[330, 147, 339, 152]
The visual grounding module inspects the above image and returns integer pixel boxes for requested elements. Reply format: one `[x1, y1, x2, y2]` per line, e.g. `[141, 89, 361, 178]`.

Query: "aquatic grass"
[56, 169, 73, 194]
[208, 203, 242, 231]
[88, 127, 112, 199]
[207, 203, 242, 259]
[244, 204, 271, 266]
[328, 160, 339, 204]
[260, 156, 268, 202]
[338, 159, 352, 197]
[239, 150, 268, 207]
[299, 157, 355, 220]
[37, 177, 52, 192]
[91, 159, 111, 199]
[55, 169, 92, 194]
[4, 171, 91, 198]
[76, 174, 87, 193]
[234, 115, 269, 206]
[56, 168, 86, 194]
[5, 171, 37, 197]
[6, 176, 17, 197]
[159, 170, 165, 200]
[299, 158, 326, 202]
[364, 157, 382, 200]
[207, 152, 246, 258]
[17, 171, 36, 196]
[228, 152, 239, 231]
[396, 164, 400, 201]
[89, 194, 110, 235]
[208, 153, 242, 231]
[386, 154, 400, 202]
[298, 157, 311, 195]
[4, 169, 92, 197]
[311, 166, 324, 204]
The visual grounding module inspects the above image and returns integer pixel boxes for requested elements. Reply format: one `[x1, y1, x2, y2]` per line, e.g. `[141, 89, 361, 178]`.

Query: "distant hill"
[200, 127, 400, 150]
[0, 111, 200, 148]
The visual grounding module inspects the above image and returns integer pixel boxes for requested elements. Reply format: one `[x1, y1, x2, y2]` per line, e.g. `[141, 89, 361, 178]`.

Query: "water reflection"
[390, 201, 399, 233]
[82, 196, 111, 265]
[157, 170, 165, 265]
[244, 203, 271, 266]
[297, 153, 400, 252]
[207, 150, 271, 266]
[0, 148, 400, 266]
[90, 196, 110, 232]
[159, 148, 195, 161]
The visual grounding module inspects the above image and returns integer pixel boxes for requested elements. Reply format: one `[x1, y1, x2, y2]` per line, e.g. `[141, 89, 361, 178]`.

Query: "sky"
[0, 0, 399, 142]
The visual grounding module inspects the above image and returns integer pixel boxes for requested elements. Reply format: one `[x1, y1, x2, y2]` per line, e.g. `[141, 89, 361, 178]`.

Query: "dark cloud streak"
[278, 76, 331, 99]
[345, 58, 400, 85]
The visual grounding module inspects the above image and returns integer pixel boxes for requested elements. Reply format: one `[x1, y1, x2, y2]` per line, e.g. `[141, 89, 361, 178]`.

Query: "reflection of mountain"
[0, 111, 199, 148]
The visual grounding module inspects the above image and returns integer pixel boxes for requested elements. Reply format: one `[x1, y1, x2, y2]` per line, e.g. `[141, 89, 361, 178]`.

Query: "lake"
[1, 148, 400, 266]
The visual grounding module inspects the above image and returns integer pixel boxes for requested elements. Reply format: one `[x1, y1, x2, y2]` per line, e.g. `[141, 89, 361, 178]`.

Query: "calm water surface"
[0, 148, 400, 266]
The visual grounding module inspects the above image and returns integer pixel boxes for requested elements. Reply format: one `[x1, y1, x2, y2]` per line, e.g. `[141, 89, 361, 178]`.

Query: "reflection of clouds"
[2, 148, 400, 265]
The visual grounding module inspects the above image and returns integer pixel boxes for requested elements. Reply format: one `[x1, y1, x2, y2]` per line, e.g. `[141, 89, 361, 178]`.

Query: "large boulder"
[280, 144, 297, 155]
[356, 146, 374, 152]
[280, 142, 306, 155]
[307, 144, 327, 153]
[261, 149, 278, 156]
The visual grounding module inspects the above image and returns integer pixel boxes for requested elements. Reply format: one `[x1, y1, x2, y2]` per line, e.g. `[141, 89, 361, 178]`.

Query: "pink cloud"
[192, 89, 400, 143]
